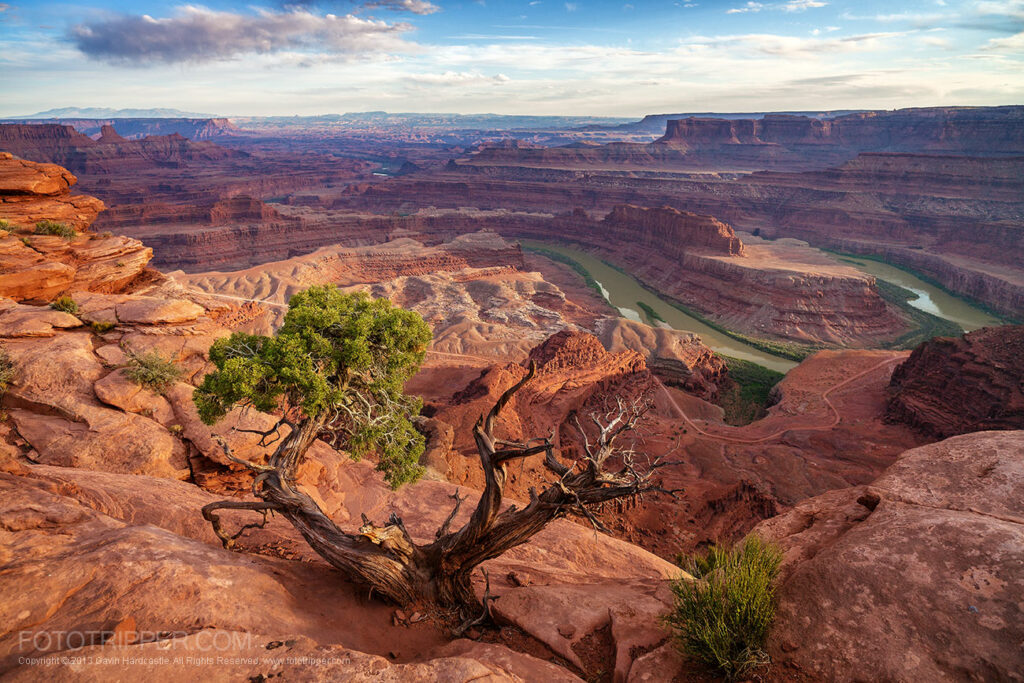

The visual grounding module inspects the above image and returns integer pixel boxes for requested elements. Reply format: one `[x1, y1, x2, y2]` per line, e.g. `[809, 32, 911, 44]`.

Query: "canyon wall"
[659, 106, 1024, 155]
[0, 117, 241, 140]
[342, 137, 1024, 317]
[887, 325, 1024, 437]
[135, 202, 908, 347]
[0, 123, 371, 233]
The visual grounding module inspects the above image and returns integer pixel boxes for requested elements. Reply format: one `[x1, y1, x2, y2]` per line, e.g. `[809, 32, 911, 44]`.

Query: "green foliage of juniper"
[666, 536, 783, 680]
[193, 286, 433, 488]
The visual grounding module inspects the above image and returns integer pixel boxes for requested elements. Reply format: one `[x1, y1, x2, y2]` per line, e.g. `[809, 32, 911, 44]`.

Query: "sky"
[0, 0, 1021, 117]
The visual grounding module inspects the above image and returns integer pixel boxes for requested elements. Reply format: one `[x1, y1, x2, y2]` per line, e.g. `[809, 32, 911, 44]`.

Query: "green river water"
[831, 254, 1004, 331]
[523, 240, 1004, 375]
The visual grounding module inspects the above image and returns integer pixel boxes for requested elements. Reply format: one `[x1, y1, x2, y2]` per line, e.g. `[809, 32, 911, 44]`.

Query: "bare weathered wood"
[203, 359, 671, 619]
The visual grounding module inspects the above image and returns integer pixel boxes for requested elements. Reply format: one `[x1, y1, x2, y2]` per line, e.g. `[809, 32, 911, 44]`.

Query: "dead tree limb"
[202, 360, 673, 618]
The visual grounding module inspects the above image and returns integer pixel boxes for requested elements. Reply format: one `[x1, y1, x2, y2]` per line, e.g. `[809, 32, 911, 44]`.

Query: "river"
[523, 241, 1004, 375]
[830, 254, 1004, 331]
[521, 241, 799, 373]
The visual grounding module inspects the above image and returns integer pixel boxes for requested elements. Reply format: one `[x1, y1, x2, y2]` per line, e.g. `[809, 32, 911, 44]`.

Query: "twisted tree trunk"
[202, 361, 673, 618]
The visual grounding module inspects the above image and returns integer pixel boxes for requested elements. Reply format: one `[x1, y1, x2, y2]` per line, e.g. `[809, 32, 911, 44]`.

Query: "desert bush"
[123, 349, 182, 391]
[34, 220, 77, 239]
[90, 320, 116, 333]
[0, 219, 11, 230]
[50, 295, 79, 315]
[666, 535, 783, 680]
[0, 347, 15, 395]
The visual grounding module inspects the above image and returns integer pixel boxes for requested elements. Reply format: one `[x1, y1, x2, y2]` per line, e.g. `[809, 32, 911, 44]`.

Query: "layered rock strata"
[887, 325, 1024, 437]
[0, 154, 150, 301]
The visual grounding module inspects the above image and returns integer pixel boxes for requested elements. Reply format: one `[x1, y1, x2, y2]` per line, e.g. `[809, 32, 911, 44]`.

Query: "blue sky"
[0, 0, 1021, 116]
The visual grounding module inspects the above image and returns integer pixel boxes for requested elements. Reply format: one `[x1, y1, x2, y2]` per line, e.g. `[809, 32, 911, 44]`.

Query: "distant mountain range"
[11, 107, 219, 119]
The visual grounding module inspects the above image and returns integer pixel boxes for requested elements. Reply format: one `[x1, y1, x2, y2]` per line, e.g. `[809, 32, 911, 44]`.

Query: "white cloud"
[781, 0, 827, 11]
[70, 7, 416, 65]
[364, 0, 440, 15]
[727, 0, 825, 14]
[405, 70, 510, 86]
[975, 1, 1024, 19]
[981, 30, 1024, 50]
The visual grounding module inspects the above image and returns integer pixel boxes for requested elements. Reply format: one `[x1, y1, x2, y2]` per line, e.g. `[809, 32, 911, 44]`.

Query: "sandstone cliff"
[887, 325, 1024, 437]
[602, 204, 744, 256]
[0, 153, 151, 301]
[755, 430, 1024, 681]
[659, 106, 1024, 156]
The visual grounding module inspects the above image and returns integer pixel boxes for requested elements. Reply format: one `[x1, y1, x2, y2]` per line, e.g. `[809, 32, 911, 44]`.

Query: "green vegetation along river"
[521, 241, 799, 373]
[830, 254, 1005, 331]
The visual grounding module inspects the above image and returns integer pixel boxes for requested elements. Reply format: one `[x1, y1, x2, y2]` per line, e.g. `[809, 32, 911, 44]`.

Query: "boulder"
[756, 431, 1024, 681]
[115, 297, 205, 325]
[0, 297, 81, 337]
[2, 333, 187, 478]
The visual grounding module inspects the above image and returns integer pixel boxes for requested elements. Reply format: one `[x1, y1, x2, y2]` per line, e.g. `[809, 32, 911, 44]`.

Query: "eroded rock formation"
[756, 430, 1024, 681]
[887, 325, 1024, 437]
[0, 153, 150, 301]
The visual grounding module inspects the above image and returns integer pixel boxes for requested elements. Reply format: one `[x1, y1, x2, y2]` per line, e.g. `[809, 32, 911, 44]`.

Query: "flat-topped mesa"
[886, 325, 1024, 438]
[602, 204, 745, 257]
[209, 196, 282, 224]
[0, 153, 152, 301]
[659, 106, 1024, 155]
[0, 122, 245, 175]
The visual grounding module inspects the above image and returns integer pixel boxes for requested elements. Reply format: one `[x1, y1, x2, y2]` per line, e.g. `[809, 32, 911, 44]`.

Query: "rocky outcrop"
[0, 152, 105, 231]
[602, 204, 744, 256]
[0, 153, 151, 301]
[436, 330, 656, 493]
[757, 430, 1024, 681]
[0, 435, 679, 680]
[887, 325, 1024, 437]
[597, 317, 727, 400]
[96, 124, 126, 144]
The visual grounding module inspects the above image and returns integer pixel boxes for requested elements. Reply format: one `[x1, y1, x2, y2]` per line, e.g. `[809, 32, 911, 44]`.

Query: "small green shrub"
[666, 536, 783, 680]
[50, 295, 79, 315]
[0, 347, 15, 395]
[90, 320, 116, 333]
[123, 349, 182, 392]
[20, 237, 32, 247]
[0, 219, 11, 230]
[34, 220, 77, 239]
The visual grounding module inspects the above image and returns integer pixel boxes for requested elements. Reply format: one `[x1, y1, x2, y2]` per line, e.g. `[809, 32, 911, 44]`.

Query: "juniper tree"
[198, 285, 673, 621]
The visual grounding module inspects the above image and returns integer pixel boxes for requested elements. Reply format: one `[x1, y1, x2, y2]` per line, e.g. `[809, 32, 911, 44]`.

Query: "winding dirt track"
[657, 356, 904, 445]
